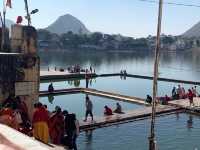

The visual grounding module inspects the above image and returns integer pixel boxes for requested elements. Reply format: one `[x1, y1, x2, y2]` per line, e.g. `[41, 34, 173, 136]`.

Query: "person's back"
[114, 103, 122, 113]
[177, 85, 182, 98]
[146, 95, 152, 104]
[172, 87, 176, 96]
[65, 114, 76, 133]
[86, 99, 93, 111]
[104, 106, 113, 116]
[48, 83, 54, 93]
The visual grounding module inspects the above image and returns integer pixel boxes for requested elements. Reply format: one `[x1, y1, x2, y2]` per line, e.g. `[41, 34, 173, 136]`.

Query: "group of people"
[0, 95, 79, 150]
[0, 96, 31, 135]
[145, 85, 199, 107]
[33, 103, 79, 149]
[84, 95, 124, 122]
[172, 85, 199, 106]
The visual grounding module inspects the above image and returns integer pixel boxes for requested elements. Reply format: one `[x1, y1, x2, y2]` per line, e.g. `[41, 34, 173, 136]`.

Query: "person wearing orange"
[49, 106, 64, 144]
[32, 102, 49, 144]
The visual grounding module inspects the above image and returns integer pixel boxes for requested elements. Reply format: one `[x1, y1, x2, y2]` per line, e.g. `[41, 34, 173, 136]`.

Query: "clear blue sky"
[3, 0, 200, 37]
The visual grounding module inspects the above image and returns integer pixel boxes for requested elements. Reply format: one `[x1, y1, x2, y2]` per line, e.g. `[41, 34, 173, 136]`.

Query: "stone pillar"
[11, 25, 39, 120]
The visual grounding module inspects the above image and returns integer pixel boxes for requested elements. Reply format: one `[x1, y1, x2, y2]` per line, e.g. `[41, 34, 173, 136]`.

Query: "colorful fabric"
[33, 122, 49, 144]
[49, 113, 64, 144]
[32, 107, 49, 124]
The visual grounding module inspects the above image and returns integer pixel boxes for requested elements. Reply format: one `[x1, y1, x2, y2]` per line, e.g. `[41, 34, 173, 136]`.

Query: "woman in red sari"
[49, 106, 64, 144]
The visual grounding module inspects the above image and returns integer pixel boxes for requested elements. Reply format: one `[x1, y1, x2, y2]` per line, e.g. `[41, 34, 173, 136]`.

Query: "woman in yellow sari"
[32, 103, 49, 144]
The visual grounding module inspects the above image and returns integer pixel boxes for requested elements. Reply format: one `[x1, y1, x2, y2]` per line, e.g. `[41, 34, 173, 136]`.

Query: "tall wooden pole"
[1, 0, 6, 51]
[24, 0, 31, 26]
[149, 0, 163, 150]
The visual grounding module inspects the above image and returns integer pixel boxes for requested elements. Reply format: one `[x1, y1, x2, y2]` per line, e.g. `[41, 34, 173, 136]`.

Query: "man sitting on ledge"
[113, 103, 124, 114]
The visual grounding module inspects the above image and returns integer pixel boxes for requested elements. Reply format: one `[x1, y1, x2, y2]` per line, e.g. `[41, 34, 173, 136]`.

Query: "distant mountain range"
[45, 14, 90, 35]
[182, 22, 200, 38]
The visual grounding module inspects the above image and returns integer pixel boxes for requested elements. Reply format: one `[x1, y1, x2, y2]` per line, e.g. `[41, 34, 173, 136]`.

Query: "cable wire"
[138, 0, 200, 8]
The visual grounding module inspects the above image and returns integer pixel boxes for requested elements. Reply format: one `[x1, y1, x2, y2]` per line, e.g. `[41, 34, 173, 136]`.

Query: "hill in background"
[45, 14, 90, 35]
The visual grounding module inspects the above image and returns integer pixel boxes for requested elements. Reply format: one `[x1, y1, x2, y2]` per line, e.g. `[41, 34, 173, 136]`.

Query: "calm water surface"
[40, 76, 199, 99]
[39, 50, 200, 150]
[39, 50, 200, 81]
[77, 113, 200, 150]
[39, 94, 143, 119]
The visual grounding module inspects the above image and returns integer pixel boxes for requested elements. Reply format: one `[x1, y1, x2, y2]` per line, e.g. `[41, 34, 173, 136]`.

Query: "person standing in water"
[84, 95, 93, 122]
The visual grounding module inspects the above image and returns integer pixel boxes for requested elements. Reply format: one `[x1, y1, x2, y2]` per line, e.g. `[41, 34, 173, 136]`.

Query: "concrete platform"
[40, 71, 200, 85]
[0, 124, 64, 150]
[168, 97, 200, 112]
[40, 71, 96, 81]
[79, 105, 182, 130]
[40, 88, 147, 105]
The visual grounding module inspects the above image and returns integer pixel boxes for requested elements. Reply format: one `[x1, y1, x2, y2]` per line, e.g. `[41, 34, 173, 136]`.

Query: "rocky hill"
[45, 14, 90, 35]
[182, 21, 200, 38]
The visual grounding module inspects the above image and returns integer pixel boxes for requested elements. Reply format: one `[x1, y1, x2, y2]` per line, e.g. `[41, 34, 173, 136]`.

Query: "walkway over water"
[40, 71, 200, 85]
[79, 105, 182, 131]
[40, 88, 184, 130]
[40, 88, 147, 105]
[168, 97, 200, 113]
[39, 87, 200, 130]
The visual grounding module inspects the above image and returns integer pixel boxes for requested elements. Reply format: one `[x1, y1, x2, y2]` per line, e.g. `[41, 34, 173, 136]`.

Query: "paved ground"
[168, 97, 200, 108]
[0, 124, 65, 150]
[40, 70, 72, 76]
[79, 105, 180, 130]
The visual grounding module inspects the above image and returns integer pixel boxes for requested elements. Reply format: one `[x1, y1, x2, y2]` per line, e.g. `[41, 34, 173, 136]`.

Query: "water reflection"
[68, 79, 81, 87]
[39, 50, 200, 81]
[187, 115, 193, 130]
[176, 111, 180, 121]
[48, 94, 54, 104]
[83, 129, 94, 150]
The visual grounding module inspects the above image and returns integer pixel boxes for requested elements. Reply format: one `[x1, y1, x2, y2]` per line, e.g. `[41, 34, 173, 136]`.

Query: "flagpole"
[149, 0, 163, 150]
[24, 0, 31, 26]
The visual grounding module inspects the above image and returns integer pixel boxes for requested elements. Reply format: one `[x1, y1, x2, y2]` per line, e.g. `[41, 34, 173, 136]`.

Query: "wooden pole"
[24, 0, 31, 26]
[149, 0, 163, 150]
[1, 0, 6, 51]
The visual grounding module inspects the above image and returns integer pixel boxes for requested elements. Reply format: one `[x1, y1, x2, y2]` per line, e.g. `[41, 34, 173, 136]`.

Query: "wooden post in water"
[149, 0, 163, 150]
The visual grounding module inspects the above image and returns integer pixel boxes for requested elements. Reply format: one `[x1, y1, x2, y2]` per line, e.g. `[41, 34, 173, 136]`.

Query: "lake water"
[39, 49, 200, 81]
[40, 76, 198, 99]
[77, 113, 200, 150]
[39, 50, 200, 149]
[39, 94, 143, 119]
